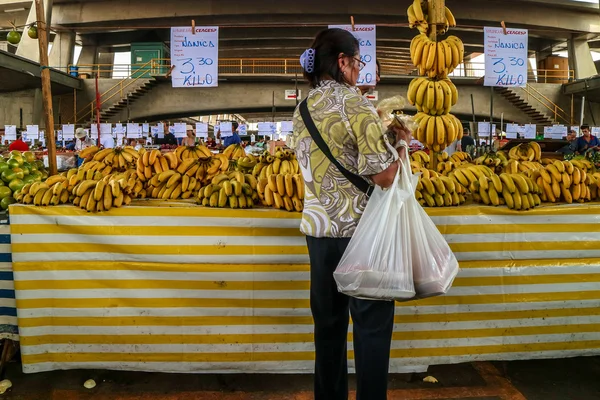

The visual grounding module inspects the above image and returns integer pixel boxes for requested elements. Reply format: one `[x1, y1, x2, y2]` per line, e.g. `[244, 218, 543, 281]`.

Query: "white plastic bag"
[401, 152, 459, 298]
[334, 158, 416, 301]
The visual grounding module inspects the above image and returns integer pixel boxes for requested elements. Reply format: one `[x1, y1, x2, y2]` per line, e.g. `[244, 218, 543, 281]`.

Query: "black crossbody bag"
[299, 99, 374, 197]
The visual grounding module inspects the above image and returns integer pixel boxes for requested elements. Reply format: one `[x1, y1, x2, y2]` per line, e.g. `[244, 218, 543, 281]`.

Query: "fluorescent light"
[4, 8, 26, 13]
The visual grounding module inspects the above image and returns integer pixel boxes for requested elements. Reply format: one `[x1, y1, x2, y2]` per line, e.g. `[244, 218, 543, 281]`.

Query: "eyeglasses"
[341, 54, 366, 71]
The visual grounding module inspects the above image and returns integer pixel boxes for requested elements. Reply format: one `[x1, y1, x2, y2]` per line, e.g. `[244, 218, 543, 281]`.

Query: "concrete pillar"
[568, 34, 598, 79]
[15, 0, 53, 63]
[48, 31, 75, 72]
[78, 45, 98, 67]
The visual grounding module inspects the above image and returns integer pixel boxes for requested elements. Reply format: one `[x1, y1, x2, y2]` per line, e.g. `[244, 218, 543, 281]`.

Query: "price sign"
[142, 123, 150, 134]
[3, 125, 16, 141]
[114, 124, 125, 135]
[505, 123, 520, 139]
[523, 124, 537, 139]
[170, 26, 219, 88]
[280, 121, 293, 135]
[477, 122, 496, 135]
[100, 123, 112, 135]
[238, 124, 247, 135]
[195, 122, 208, 139]
[219, 122, 233, 138]
[329, 24, 377, 86]
[62, 124, 75, 139]
[484, 27, 528, 87]
[127, 123, 142, 138]
[571, 126, 580, 136]
[173, 123, 187, 138]
[251, 134, 256, 143]
[592, 127, 600, 136]
[26, 125, 39, 140]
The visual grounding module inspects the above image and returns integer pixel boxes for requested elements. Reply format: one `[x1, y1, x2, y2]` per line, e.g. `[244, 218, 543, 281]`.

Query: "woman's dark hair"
[304, 28, 360, 89]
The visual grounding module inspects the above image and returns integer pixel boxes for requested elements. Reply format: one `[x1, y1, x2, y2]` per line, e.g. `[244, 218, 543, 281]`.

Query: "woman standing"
[290, 28, 405, 400]
[182, 129, 196, 147]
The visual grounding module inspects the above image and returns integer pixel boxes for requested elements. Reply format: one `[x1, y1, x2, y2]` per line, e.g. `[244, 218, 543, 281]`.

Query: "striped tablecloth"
[8, 202, 600, 374]
[0, 217, 17, 341]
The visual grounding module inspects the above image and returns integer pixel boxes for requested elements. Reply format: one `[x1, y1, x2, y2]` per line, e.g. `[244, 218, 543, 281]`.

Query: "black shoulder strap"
[299, 99, 374, 197]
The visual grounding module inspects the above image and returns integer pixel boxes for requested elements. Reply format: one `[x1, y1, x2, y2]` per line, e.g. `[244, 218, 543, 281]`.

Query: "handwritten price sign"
[329, 25, 377, 86]
[484, 27, 528, 87]
[170, 26, 219, 88]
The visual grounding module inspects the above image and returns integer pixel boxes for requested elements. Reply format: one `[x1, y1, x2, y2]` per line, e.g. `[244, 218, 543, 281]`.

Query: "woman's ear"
[337, 53, 347, 72]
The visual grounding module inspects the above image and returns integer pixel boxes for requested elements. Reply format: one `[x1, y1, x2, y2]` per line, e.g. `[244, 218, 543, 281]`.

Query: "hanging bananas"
[407, 0, 456, 35]
[410, 34, 464, 78]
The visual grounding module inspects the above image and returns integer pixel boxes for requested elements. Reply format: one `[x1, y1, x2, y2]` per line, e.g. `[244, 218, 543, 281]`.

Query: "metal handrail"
[69, 59, 155, 123]
[521, 84, 571, 125]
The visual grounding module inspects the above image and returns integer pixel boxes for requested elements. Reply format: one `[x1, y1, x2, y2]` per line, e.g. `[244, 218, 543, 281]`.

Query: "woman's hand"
[388, 124, 412, 146]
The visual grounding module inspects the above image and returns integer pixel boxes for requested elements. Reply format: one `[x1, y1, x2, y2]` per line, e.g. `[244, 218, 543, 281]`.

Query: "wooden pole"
[35, 0, 57, 176]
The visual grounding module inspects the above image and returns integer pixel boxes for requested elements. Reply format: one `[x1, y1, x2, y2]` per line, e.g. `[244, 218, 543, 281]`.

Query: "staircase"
[99, 78, 159, 121]
[494, 87, 554, 126]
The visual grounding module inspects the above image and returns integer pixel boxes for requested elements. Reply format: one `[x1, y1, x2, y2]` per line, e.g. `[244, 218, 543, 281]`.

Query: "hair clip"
[299, 48, 315, 73]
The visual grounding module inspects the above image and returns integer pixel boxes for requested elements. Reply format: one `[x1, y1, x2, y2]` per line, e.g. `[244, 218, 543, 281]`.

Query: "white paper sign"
[3, 125, 16, 141]
[251, 134, 256, 142]
[116, 134, 124, 147]
[26, 125, 39, 139]
[126, 123, 142, 138]
[62, 124, 75, 139]
[329, 24, 377, 86]
[505, 123, 520, 139]
[284, 90, 301, 100]
[571, 126, 580, 136]
[172, 123, 186, 138]
[280, 121, 293, 134]
[114, 124, 125, 135]
[100, 123, 112, 135]
[477, 122, 497, 135]
[238, 124, 247, 135]
[219, 122, 233, 138]
[195, 123, 208, 138]
[592, 127, 600, 136]
[523, 124, 537, 139]
[484, 27, 528, 87]
[170, 26, 219, 88]
[57, 130, 63, 141]
[142, 123, 150, 134]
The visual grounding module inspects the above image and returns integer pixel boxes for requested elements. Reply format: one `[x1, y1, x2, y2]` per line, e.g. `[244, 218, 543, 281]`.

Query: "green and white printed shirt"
[290, 81, 397, 238]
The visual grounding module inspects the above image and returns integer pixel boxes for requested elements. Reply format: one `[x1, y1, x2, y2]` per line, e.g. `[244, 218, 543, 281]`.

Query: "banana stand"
[7, 202, 600, 374]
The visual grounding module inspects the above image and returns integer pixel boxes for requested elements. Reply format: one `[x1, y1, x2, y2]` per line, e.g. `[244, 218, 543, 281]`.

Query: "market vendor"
[223, 122, 242, 147]
[574, 124, 599, 154]
[75, 128, 94, 151]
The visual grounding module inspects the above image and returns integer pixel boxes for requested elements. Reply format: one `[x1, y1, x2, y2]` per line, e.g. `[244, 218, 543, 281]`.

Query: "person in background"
[9, 131, 30, 152]
[291, 28, 402, 400]
[558, 130, 578, 155]
[574, 124, 600, 154]
[359, 59, 381, 95]
[100, 130, 115, 149]
[75, 128, 94, 152]
[223, 122, 241, 147]
[458, 128, 475, 152]
[183, 128, 196, 146]
[163, 130, 177, 146]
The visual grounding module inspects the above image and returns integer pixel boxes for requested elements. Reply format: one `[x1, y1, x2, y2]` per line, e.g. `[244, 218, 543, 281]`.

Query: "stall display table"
[8, 202, 600, 374]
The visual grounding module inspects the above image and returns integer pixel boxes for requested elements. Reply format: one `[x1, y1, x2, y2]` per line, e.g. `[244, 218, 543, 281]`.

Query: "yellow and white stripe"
[8, 203, 600, 374]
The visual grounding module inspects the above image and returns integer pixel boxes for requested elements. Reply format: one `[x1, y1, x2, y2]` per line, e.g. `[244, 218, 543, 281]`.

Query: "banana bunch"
[474, 152, 508, 173]
[449, 151, 472, 165]
[70, 158, 113, 183]
[448, 164, 495, 193]
[256, 173, 304, 212]
[410, 150, 430, 166]
[536, 160, 594, 204]
[78, 145, 100, 162]
[570, 158, 594, 171]
[222, 144, 247, 160]
[508, 142, 542, 163]
[414, 112, 463, 151]
[473, 173, 542, 210]
[408, 77, 458, 115]
[410, 34, 464, 78]
[198, 154, 230, 185]
[136, 150, 179, 182]
[504, 159, 543, 175]
[175, 145, 212, 161]
[146, 165, 205, 200]
[15, 176, 71, 206]
[416, 168, 467, 207]
[87, 146, 139, 171]
[197, 172, 259, 209]
[407, 0, 456, 35]
[252, 148, 300, 180]
[235, 155, 259, 173]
